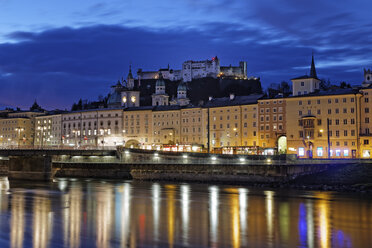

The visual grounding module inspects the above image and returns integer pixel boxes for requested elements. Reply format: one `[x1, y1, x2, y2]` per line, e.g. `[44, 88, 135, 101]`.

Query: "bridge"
[0, 148, 358, 183]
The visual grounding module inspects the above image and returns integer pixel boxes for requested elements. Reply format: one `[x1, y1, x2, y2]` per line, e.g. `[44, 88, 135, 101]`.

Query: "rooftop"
[204, 94, 264, 108]
[287, 88, 359, 99]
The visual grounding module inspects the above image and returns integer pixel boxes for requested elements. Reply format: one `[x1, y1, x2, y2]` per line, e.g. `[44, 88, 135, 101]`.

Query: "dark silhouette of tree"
[340, 81, 351, 88]
[320, 79, 331, 90]
[265, 81, 292, 98]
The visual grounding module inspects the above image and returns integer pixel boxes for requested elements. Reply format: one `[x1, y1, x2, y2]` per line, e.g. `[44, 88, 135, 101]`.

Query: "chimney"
[230, 93, 235, 100]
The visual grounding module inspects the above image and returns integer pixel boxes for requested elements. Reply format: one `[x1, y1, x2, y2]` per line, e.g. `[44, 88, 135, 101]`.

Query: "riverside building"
[34, 112, 63, 148]
[257, 97, 286, 155]
[0, 110, 44, 147]
[0, 56, 371, 159]
[0, 117, 33, 147]
[204, 94, 262, 154]
[61, 108, 124, 148]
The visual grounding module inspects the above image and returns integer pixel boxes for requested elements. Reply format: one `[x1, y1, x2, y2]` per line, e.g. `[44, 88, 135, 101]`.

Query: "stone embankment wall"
[52, 162, 334, 183]
[53, 163, 131, 179]
[0, 159, 8, 176]
[8, 156, 52, 181]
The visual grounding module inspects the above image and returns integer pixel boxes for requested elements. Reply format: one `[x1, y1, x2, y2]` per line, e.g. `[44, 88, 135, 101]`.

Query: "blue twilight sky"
[0, 0, 372, 109]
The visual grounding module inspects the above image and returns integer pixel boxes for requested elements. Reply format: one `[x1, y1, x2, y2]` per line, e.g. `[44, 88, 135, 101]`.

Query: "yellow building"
[0, 117, 33, 147]
[286, 90, 362, 158]
[152, 106, 182, 149]
[257, 97, 286, 154]
[123, 107, 153, 148]
[122, 105, 208, 152]
[360, 87, 372, 158]
[179, 107, 208, 151]
[205, 94, 262, 154]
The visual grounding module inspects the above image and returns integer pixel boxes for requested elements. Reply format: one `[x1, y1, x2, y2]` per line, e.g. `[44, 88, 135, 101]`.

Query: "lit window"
[317, 147, 323, 157]
[122, 96, 127, 103]
[335, 150, 341, 157]
[298, 147, 305, 156]
[131, 96, 136, 103]
[343, 150, 349, 157]
[362, 150, 370, 158]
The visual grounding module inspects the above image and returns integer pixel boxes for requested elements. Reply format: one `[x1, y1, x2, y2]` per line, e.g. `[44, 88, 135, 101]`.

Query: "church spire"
[310, 52, 317, 79]
[127, 65, 133, 79]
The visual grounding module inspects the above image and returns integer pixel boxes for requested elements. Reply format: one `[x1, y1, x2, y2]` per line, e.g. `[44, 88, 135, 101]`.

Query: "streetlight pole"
[327, 118, 331, 158]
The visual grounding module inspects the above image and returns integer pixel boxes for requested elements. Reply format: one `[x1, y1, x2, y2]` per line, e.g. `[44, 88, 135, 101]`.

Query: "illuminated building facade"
[359, 87, 372, 158]
[35, 113, 63, 147]
[0, 117, 33, 147]
[286, 90, 362, 158]
[152, 106, 181, 147]
[205, 94, 262, 154]
[107, 67, 140, 109]
[137, 57, 247, 83]
[62, 108, 124, 148]
[257, 97, 286, 154]
[123, 107, 153, 148]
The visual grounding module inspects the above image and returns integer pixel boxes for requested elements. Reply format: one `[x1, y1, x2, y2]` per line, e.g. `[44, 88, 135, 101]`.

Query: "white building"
[35, 113, 63, 147]
[182, 56, 220, 82]
[220, 61, 247, 79]
[137, 57, 248, 82]
[62, 108, 124, 148]
[137, 65, 182, 85]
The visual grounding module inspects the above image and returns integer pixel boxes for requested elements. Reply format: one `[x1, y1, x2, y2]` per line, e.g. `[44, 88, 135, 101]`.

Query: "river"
[0, 177, 371, 247]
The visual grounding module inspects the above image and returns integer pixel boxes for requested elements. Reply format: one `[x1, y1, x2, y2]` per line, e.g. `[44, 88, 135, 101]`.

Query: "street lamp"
[327, 118, 331, 158]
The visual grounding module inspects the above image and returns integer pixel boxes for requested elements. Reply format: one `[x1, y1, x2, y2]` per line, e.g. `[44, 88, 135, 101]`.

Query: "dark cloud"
[0, 22, 370, 109]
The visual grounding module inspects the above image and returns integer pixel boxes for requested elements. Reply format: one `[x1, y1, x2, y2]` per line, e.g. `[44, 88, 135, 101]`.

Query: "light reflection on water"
[0, 177, 371, 247]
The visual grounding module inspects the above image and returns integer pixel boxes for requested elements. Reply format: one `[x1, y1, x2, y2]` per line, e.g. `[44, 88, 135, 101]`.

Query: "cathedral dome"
[156, 72, 165, 87]
[107, 91, 121, 106]
[177, 83, 187, 91]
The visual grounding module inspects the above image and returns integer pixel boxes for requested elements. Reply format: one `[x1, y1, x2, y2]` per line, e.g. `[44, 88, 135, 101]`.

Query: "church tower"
[152, 72, 169, 106]
[170, 82, 190, 106]
[126, 65, 135, 90]
[291, 54, 320, 96]
[362, 69, 372, 87]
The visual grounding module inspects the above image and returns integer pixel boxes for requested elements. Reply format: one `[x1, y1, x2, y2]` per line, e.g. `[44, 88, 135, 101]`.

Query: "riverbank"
[56, 162, 372, 193]
[287, 162, 372, 193]
[127, 162, 372, 194]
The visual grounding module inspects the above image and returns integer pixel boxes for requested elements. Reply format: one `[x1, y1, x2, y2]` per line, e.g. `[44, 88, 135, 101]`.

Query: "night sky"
[0, 0, 371, 109]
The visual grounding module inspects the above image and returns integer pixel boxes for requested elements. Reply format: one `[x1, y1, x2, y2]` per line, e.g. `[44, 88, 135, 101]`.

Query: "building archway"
[277, 136, 287, 154]
[125, 139, 140, 148]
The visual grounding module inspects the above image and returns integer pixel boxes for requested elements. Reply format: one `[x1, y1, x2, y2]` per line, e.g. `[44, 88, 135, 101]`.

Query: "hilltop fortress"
[137, 56, 248, 83]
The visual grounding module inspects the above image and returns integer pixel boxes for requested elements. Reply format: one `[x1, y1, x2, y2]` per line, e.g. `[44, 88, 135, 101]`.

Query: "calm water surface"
[0, 177, 371, 248]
